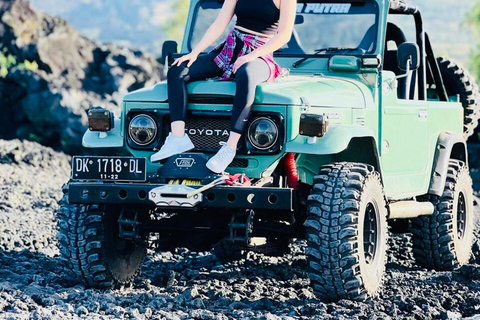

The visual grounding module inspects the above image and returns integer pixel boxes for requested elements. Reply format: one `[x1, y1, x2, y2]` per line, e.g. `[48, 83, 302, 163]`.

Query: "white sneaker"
[150, 133, 194, 162]
[206, 142, 236, 173]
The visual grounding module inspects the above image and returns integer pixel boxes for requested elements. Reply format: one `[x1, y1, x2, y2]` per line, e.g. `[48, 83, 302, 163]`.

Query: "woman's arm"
[173, 0, 237, 67]
[233, 0, 297, 72]
[191, 0, 237, 55]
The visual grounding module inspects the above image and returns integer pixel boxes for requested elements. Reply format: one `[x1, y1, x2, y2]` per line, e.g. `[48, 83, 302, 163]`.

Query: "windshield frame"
[186, 0, 232, 53]
[185, 0, 381, 58]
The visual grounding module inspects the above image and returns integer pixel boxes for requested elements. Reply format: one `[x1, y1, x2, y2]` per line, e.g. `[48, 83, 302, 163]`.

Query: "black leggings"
[167, 51, 270, 134]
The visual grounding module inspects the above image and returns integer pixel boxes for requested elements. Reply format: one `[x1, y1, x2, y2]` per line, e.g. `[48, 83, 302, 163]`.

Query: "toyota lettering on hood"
[185, 128, 230, 137]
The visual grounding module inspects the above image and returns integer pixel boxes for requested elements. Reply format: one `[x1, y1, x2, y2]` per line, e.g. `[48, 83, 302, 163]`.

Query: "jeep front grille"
[183, 116, 230, 150]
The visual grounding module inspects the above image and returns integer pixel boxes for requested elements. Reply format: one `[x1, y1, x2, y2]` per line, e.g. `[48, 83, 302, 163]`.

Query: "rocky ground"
[0, 139, 480, 320]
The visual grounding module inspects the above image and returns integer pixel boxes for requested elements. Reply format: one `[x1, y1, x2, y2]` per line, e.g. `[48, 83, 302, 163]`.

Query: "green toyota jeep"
[58, 0, 480, 301]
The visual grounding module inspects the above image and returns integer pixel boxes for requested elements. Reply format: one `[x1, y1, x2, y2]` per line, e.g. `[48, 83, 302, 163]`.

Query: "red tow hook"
[225, 173, 251, 186]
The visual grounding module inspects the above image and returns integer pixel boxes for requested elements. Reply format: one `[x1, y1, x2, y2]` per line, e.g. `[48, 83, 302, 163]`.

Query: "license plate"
[72, 156, 146, 181]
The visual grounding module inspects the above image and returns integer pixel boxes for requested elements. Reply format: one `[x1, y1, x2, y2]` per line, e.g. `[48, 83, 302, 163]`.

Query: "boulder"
[0, 0, 162, 154]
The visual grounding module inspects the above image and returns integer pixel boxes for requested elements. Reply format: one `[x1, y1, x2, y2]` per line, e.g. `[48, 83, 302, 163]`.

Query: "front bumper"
[68, 182, 293, 211]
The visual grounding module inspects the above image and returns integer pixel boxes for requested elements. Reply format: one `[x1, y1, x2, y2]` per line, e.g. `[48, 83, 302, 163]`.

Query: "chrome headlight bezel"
[247, 117, 279, 151]
[128, 114, 158, 146]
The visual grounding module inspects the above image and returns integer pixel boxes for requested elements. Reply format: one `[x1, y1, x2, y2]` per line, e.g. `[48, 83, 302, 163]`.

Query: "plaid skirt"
[212, 28, 282, 82]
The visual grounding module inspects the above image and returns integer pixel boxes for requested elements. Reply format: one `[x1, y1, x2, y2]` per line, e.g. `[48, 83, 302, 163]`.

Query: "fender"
[82, 118, 124, 148]
[285, 125, 375, 155]
[428, 131, 468, 196]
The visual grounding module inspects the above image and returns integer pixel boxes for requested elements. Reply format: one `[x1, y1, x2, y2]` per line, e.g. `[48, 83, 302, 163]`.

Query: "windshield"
[188, 0, 379, 55]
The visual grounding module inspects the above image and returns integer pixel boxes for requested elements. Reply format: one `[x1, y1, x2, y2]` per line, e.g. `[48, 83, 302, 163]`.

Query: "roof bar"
[389, 0, 418, 14]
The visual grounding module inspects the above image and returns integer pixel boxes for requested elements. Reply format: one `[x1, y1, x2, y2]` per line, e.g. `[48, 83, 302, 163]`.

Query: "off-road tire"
[437, 57, 480, 138]
[305, 162, 388, 301]
[57, 193, 147, 288]
[211, 238, 246, 261]
[412, 160, 474, 270]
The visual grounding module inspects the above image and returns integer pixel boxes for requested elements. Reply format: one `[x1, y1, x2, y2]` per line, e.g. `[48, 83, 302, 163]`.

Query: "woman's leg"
[151, 52, 222, 162]
[206, 58, 270, 173]
[168, 51, 223, 135]
[228, 58, 270, 147]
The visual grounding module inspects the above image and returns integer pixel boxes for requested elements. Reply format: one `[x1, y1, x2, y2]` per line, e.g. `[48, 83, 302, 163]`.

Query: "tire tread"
[305, 162, 387, 301]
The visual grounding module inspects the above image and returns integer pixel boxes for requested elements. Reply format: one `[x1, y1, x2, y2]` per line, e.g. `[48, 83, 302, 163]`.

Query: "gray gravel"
[0, 138, 480, 319]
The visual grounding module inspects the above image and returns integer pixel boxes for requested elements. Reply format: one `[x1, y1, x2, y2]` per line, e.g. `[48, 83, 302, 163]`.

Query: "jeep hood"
[123, 75, 368, 108]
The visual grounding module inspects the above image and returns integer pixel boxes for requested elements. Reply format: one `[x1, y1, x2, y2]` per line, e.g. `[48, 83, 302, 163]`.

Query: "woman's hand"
[172, 52, 199, 68]
[233, 53, 257, 73]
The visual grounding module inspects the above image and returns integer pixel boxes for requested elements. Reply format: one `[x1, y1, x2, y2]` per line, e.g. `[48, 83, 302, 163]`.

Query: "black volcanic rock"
[0, 0, 162, 154]
[0, 138, 477, 320]
[0, 140, 479, 319]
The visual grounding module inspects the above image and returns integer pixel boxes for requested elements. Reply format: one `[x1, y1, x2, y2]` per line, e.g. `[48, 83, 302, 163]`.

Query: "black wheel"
[412, 160, 474, 270]
[57, 193, 146, 288]
[437, 57, 480, 138]
[211, 238, 246, 261]
[305, 162, 388, 301]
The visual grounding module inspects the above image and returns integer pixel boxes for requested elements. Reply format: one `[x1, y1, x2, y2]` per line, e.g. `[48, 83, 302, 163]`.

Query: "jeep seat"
[384, 23, 415, 99]
[358, 24, 377, 53]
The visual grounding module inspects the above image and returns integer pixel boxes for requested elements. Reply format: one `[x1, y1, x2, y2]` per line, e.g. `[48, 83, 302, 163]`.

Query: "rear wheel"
[305, 162, 388, 301]
[412, 160, 474, 270]
[57, 194, 146, 288]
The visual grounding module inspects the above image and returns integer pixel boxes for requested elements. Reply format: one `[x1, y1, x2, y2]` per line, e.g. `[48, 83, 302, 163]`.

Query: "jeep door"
[380, 14, 431, 199]
[380, 71, 430, 199]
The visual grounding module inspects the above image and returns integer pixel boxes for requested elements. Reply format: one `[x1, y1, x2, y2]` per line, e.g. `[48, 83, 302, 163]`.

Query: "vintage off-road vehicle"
[58, 0, 480, 300]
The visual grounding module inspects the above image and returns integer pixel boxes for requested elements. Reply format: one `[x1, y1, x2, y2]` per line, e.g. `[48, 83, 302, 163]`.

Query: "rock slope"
[0, 0, 162, 154]
[0, 138, 480, 319]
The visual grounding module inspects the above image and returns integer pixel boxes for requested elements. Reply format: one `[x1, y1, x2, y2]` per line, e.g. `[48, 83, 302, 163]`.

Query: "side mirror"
[295, 15, 304, 25]
[397, 42, 419, 72]
[160, 40, 178, 65]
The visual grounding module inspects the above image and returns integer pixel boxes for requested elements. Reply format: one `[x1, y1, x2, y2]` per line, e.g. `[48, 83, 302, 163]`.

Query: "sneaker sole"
[150, 145, 194, 162]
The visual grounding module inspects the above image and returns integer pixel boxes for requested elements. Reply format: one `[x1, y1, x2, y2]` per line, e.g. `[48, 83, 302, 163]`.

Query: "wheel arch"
[335, 136, 382, 176]
[295, 135, 382, 185]
[288, 126, 382, 184]
[429, 131, 468, 196]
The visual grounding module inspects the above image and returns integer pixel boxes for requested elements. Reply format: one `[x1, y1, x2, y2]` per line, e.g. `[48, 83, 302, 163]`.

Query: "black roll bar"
[425, 33, 449, 102]
[389, 0, 426, 100]
[389, 0, 418, 14]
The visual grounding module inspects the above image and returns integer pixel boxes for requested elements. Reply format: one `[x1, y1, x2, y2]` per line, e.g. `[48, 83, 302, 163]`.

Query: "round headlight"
[129, 115, 157, 146]
[247, 117, 279, 150]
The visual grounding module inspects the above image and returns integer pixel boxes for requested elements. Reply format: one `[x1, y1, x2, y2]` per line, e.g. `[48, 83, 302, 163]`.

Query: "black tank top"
[235, 0, 280, 36]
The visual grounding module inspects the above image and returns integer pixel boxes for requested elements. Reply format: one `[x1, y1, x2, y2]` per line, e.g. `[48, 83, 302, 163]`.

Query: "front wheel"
[305, 162, 388, 301]
[57, 196, 146, 288]
[412, 160, 475, 270]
